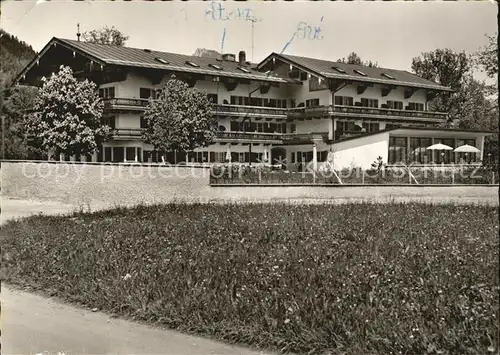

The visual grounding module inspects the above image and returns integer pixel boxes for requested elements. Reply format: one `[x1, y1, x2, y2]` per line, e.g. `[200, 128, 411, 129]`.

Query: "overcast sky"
[1, 0, 497, 80]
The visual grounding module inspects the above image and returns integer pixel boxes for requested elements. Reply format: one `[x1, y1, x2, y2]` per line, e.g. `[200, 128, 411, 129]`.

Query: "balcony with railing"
[281, 132, 329, 145]
[214, 131, 283, 144]
[111, 128, 143, 139]
[287, 106, 332, 119]
[213, 104, 288, 118]
[102, 98, 288, 118]
[103, 98, 149, 110]
[287, 104, 448, 122]
[332, 105, 447, 121]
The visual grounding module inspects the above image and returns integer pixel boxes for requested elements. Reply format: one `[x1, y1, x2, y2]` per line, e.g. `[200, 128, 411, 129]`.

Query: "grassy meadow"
[1, 202, 498, 355]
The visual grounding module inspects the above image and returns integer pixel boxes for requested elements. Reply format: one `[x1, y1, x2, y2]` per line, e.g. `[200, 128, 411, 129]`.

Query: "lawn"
[1, 202, 498, 355]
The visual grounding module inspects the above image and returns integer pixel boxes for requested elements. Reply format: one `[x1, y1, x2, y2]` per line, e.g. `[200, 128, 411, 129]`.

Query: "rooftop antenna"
[249, 17, 260, 63]
[77, 23, 81, 42]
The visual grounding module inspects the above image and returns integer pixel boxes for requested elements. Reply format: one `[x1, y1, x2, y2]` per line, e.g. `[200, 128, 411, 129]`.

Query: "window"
[456, 139, 477, 163]
[290, 99, 296, 108]
[140, 116, 148, 129]
[362, 122, 380, 132]
[140, 88, 153, 99]
[407, 102, 425, 111]
[332, 66, 346, 73]
[290, 124, 296, 133]
[306, 98, 320, 107]
[334, 96, 354, 106]
[230, 121, 240, 131]
[360, 98, 379, 108]
[388, 137, 408, 164]
[99, 87, 115, 99]
[309, 76, 328, 91]
[209, 64, 223, 70]
[207, 93, 218, 103]
[385, 123, 402, 130]
[300, 72, 308, 81]
[104, 147, 112, 162]
[354, 69, 367, 76]
[386, 100, 403, 110]
[291, 152, 296, 164]
[337, 121, 357, 133]
[101, 116, 115, 129]
[186, 61, 199, 67]
[409, 137, 432, 164]
[126, 147, 136, 161]
[381, 73, 395, 80]
[154, 58, 169, 65]
[433, 138, 455, 163]
[238, 67, 251, 73]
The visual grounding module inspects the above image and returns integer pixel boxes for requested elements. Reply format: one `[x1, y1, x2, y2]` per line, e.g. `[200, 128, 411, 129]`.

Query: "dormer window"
[332, 66, 346, 73]
[354, 69, 367, 76]
[209, 64, 223, 70]
[154, 58, 169, 65]
[238, 67, 251, 73]
[185, 61, 199, 67]
[381, 73, 395, 79]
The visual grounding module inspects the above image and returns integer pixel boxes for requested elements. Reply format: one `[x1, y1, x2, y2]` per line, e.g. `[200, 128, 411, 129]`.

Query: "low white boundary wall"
[1, 162, 498, 208]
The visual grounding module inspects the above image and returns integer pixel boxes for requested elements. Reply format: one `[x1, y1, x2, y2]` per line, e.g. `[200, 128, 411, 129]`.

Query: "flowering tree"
[142, 79, 217, 156]
[26, 65, 109, 158]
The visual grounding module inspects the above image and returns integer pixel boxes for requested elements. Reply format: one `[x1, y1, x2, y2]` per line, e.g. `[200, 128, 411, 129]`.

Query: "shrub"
[1, 202, 498, 355]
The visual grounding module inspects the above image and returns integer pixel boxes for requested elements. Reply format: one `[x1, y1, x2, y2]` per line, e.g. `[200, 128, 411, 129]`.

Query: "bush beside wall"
[1, 203, 498, 355]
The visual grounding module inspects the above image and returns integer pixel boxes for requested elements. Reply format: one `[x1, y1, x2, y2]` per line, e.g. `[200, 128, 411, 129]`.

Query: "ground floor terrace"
[51, 127, 494, 171]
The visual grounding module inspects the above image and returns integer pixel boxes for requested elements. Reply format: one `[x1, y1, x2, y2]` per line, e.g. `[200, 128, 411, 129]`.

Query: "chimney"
[222, 53, 236, 62]
[239, 51, 246, 66]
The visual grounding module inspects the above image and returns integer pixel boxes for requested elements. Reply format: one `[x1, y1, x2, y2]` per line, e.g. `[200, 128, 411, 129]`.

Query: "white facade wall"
[117, 113, 141, 129]
[295, 119, 330, 134]
[330, 132, 390, 170]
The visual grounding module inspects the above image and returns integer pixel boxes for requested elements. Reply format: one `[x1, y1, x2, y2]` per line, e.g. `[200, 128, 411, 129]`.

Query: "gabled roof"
[257, 53, 453, 92]
[16, 38, 299, 85]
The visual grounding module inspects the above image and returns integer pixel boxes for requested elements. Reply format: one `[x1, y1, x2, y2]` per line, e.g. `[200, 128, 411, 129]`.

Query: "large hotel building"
[16, 37, 493, 170]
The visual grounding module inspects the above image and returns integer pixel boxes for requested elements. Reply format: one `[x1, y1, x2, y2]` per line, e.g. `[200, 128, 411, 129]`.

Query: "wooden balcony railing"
[333, 105, 447, 120]
[103, 98, 288, 117]
[215, 131, 283, 142]
[213, 104, 288, 117]
[111, 128, 143, 137]
[281, 132, 329, 143]
[103, 98, 149, 109]
[287, 106, 332, 118]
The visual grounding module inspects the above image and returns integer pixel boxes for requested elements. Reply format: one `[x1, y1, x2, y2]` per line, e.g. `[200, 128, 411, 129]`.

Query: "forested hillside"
[0, 29, 36, 87]
[0, 30, 41, 159]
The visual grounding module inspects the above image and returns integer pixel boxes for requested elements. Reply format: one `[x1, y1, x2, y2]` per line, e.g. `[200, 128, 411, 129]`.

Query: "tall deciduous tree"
[81, 26, 129, 46]
[337, 52, 379, 68]
[142, 79, 217, 157]
[411, 49, 471, 120]
[477, 34, 498, 80]
[26, 65, 109, 158]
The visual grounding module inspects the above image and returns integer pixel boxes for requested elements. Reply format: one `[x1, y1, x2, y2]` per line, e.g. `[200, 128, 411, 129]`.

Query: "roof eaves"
[321, 72, 452, 92]
[391, 127, 498, 135]
[105, 59, 289, 83]
[13, 37, 107, 86]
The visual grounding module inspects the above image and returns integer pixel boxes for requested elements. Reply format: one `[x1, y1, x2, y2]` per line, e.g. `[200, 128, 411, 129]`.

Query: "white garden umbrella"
[454, 144, 480, 153]
[426, 143, 453, 151]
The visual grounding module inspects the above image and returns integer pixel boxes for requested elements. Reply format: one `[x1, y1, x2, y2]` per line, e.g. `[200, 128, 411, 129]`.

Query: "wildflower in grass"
[123, 273, 132, 280]
[284, 318, 291, 324]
